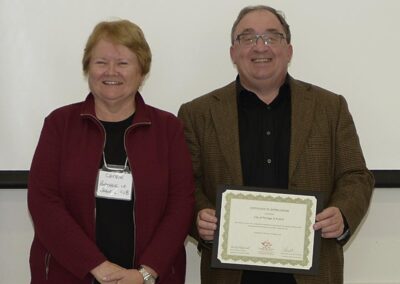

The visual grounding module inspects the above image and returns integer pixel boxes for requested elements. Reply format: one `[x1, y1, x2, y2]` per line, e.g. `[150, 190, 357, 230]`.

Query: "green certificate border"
[211, 185, 324, 275]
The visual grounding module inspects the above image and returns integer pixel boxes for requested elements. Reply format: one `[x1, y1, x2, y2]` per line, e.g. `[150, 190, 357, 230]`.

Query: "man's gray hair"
[231, 5, 291, 45]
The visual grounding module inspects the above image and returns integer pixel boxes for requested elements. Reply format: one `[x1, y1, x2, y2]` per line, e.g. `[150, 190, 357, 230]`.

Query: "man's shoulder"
[290, 77, 343, 103]
[183, 81, 236, 108]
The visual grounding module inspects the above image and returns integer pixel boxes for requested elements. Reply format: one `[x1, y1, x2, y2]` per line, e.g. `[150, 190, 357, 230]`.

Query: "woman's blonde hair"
[82, 19, 152, 76]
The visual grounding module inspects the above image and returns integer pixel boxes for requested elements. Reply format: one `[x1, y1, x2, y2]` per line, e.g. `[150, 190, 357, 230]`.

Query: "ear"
[138, 74, 147, 88]
[230, 45, 237, 64]
[286, 44, 293, 63]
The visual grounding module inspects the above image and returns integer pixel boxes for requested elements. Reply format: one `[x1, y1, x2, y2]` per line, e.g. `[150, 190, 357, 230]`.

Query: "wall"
[1, 0, 399, 283]
[1, 0, 400, 170]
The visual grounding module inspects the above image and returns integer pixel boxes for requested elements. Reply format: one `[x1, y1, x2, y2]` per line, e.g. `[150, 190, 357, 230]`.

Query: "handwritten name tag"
[96, 169, 133, 201]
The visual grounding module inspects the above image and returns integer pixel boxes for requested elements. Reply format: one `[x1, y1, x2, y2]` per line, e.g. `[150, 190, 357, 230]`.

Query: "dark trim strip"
[0, 170, 399, 189]
[0, 171, 29, 189]
[371, 170, 400, 188]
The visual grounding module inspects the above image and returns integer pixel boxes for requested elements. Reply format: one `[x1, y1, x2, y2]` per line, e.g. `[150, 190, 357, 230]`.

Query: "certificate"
[211, 185, 324, 275]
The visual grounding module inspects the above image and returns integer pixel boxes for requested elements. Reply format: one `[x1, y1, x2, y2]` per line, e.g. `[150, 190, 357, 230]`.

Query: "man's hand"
[197, 208, 217, 241]
[313, 206, 345, 238]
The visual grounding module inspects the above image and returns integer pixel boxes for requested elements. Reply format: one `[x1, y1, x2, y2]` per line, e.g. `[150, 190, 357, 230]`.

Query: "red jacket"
[28, 93, 195, 283]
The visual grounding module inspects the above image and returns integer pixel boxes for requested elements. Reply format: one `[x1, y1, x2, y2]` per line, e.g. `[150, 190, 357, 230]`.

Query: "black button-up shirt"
[237, 76, 291, 189]
[237, 75, 296, 284]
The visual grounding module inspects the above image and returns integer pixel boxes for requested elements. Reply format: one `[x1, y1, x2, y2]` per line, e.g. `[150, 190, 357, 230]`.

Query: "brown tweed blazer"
[178, 76, 374, 284]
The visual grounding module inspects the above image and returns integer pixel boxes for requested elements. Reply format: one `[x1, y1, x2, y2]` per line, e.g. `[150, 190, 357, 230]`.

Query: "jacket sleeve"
[28, 116, 106, 279]
[137, 117, 195, 280]
[178, 103, 215, 241]
[328, 95, 374, 245]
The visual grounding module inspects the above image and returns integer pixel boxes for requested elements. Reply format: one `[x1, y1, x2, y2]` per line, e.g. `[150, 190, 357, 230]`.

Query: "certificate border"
[220, 191, 314, 267]
[211, 184, 324, 275]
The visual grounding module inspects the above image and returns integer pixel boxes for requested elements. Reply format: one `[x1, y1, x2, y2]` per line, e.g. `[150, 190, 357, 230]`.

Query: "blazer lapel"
[207, 78, 315, 186]
[289, 79, 316, 181]
[210, 83, 243, 185]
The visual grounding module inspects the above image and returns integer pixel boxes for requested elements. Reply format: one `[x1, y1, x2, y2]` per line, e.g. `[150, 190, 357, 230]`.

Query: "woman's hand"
[90, 261, 123, 283]
[102, 269, 144, 284]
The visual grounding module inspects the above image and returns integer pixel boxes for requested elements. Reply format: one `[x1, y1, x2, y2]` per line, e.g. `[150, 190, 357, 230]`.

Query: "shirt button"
[266, 130, 271, 136]
[266, 158, 272, 164]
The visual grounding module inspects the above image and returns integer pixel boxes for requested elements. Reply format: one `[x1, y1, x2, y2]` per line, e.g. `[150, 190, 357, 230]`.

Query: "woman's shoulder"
[49, 101, 84, 116]
[45, 100, 86, 124]
[145, 104, 181, 126]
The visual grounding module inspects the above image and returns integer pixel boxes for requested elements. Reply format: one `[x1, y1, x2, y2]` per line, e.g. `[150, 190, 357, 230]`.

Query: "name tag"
[96, 168, 133, 201]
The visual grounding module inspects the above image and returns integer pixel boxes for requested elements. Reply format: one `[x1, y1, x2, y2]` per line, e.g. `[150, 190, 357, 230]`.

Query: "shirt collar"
[236, 74, 291, 109]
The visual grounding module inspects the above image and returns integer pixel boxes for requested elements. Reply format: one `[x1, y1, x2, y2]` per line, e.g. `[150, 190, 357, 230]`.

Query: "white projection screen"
[1, 0, 399, 171]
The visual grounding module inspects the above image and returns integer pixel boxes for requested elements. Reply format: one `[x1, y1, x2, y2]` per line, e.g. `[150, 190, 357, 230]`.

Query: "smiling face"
[88, 39, 144, 112]
[230, 9, 293, 91]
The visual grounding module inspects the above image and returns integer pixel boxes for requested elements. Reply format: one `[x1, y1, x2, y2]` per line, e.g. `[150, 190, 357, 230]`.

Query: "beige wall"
[1, 0, 399, 170]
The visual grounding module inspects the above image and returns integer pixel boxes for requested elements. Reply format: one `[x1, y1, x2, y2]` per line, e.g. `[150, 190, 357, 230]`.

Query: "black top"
[96, 114, 135, 275]
[237, 77, 291, 189]
[237, 76, 296, 284]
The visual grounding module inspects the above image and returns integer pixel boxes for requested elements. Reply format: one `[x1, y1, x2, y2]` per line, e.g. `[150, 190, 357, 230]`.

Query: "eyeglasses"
[235, 32, 286, 47]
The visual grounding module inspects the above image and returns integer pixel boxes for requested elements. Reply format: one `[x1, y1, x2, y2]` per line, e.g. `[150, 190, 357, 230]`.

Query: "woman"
[28, 19, 195, 284]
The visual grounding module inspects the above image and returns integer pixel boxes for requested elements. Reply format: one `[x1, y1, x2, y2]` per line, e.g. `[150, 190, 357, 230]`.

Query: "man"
[178, 5, 374, 284]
